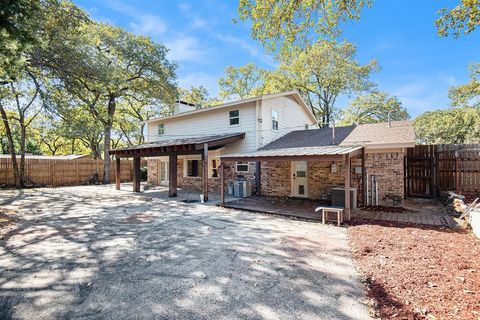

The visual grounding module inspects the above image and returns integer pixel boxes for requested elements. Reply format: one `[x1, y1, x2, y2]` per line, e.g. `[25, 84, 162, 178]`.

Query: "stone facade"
[147, 151, 406, 206]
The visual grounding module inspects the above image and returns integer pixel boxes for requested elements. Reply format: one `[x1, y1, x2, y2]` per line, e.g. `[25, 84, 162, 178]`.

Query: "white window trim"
[272, 110, 279, 130]
[183, 155, 202, 178]
[209, 157, 220, 178]
[158, 123, 165, 135]
[229, 109, 240, 126]
[236, 161, 249, 173]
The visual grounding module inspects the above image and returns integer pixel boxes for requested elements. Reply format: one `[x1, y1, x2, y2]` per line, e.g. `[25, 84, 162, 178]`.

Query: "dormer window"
[272, 110, 279, 130]
[158, 123, 165, 135]
[229, 110, 240, 125]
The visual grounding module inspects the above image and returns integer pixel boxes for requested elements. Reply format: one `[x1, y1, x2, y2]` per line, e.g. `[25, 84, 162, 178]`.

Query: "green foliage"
[265, 40, 379, 125]
[436, 0, 480, 37]
[218, 63, 266, 100]
[414, 107, 480, 144]
[179, 86, 220, 107]
[341, 91, 409, 125]
[238, 0, 371, 52]
[449, 63, 480, 108]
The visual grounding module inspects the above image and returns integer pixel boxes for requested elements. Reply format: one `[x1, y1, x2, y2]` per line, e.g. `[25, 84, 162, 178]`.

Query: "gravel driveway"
[0, 185, 369, 319]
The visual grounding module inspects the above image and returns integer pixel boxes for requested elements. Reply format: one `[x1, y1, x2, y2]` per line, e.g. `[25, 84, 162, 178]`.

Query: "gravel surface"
[348, 219, 480, 319]
[0, 185, 369, 319]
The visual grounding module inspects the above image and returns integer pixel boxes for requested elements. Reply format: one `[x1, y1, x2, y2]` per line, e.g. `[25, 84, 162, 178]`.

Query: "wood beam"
[133, 157, 141, 193]
[115, 157, 121, 190]
[255, 161, 261, 195]
[344, 154, 351, 220]
[220, 155, 344, 163]
[168, 154, 177, 197]
[220, 160, 225, 205]
[202, 143, 209, 202]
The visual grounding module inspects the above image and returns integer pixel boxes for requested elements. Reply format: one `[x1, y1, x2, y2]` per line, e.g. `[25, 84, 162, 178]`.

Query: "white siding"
[259, 96, 316, 148]
[147, 102, 257, 154]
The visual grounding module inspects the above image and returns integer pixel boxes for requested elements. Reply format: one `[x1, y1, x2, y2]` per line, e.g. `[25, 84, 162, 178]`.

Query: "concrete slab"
[0, 185, 370, 320]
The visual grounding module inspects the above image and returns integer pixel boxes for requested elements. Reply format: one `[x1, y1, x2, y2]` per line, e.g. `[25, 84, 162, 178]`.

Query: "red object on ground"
[348, 219, 480, 319]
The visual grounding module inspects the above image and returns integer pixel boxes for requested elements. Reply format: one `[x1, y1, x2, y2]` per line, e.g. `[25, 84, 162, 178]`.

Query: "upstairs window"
[272, 110, 279, 130]
[158, 123, 165, 135]
[229, 110, 240, 125]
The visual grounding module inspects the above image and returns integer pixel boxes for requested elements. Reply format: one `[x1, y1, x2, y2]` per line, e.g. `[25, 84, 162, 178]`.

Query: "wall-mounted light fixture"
[330, 162, 337, 173]
[257, 118, 263, 123]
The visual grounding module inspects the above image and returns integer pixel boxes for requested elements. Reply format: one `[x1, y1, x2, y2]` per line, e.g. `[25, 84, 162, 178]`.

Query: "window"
[158, 123, 165, 135]
[272, 110, 279, 130]
[210, 158, 220, 177]
[186, 160, 202, 177]
[229, 110, 240, 125]
[236, 161, 249, 173]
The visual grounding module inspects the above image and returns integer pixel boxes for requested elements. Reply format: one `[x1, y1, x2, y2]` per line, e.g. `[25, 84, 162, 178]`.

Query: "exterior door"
[291, 161, 308, 197]
[159, 160, 169, 186]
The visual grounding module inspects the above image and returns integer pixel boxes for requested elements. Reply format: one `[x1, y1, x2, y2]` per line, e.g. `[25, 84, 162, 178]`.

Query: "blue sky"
[74, 0, 479, 118]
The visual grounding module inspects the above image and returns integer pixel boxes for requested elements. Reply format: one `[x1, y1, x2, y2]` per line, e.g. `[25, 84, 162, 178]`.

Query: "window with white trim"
[272, 110, 279, 130]
[229, 110, 240, 125]
[158, 123, 165, 135]
[186, 159, 202, 177]
[210, 158, 220, 178]
[236, 161, 249, 173]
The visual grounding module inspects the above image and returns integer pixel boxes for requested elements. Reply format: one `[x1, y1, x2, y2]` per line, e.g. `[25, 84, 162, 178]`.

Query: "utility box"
[331, 187, 357, 209]
[234, 180, 252, 198]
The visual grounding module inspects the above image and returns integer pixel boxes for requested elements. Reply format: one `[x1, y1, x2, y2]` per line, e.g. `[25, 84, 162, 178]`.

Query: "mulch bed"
[347, 218, 480, 319]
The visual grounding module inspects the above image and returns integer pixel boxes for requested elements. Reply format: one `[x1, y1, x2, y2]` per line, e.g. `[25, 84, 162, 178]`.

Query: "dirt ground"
[0, 185, 369, 320]
[347, 219, 480, 319]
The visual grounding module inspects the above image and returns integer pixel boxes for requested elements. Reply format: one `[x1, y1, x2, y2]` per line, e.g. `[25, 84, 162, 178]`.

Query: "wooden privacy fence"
[405, 144, 480, 198]
[0, 158, 147, 187]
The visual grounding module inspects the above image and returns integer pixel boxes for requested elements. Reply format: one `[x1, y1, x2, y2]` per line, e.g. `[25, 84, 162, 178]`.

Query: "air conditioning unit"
[234, 180, 252, 198]
[331, 187, 357, 209]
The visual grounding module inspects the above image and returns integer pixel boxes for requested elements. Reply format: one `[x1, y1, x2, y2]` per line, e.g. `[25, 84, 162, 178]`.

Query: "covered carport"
[219, 145, 366, 219]
[109, 133, 245, 202]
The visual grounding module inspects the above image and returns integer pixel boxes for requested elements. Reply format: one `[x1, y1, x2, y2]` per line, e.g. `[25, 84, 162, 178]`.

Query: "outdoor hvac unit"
[331, 187, 358, 209]
[233, 180, 252, 198]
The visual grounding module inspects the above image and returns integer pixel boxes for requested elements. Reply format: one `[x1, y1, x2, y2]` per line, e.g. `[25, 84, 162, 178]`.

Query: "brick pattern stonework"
[260, 161, 291, 197]
[308, 160, 344, 199]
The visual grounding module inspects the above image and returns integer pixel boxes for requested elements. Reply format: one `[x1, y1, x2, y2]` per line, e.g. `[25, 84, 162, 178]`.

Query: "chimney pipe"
[387, 110, 393, 127]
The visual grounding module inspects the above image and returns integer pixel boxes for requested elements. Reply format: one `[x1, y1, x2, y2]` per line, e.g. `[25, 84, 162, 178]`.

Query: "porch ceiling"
[110, 132, 245, 158]
[220, 145, 363, 162]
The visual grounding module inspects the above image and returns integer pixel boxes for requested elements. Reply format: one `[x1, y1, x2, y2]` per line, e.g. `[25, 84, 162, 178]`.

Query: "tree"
[436, 0, 480, 37]
[449, 63, 479, 108]
[414, 107, 480, 144]
[265, 40, 379, 126]
[341, 91, 409, 125]
[178, 86, 220, 107]
[238, 0, 371, 52]
[218, 63, 266, 100]
[42, 22, 177, 183]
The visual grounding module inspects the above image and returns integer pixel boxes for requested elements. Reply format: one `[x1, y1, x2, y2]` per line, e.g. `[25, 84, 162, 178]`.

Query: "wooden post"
[115, 157, 121, 190]
[133, 157, 141, 192]
[361, 147, 366, 206]
[202, 143, 209, 202]
[220, 160, 225, 205]
[168, 154, 177, 197]
[344, 154, 351, 220]
[255, 161, 261, 195]
[455, 150, 460, 194]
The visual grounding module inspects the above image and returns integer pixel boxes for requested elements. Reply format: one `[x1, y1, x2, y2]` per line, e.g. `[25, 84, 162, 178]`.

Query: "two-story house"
[110, 90, 415, 212]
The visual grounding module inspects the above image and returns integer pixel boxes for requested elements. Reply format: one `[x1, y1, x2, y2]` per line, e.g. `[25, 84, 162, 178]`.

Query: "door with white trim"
[158, 159, 169, 186]
[291, 161, 308, 197]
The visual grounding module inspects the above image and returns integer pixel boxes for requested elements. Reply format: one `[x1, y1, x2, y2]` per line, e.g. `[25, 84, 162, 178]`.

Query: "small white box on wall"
[354, 166, 362, 174]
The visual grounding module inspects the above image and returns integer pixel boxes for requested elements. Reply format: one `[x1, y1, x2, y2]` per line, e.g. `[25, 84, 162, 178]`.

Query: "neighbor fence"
[0, 158, 147, 187]
[405, 144, 480, 198]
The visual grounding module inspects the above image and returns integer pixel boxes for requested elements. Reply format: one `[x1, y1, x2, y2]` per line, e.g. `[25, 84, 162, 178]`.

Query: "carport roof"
[110, 132, 245, 157]
[220, 145, 363, 161]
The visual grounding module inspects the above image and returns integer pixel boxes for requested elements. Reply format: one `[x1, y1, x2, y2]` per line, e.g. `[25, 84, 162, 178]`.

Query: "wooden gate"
[405, 144, 480, 198]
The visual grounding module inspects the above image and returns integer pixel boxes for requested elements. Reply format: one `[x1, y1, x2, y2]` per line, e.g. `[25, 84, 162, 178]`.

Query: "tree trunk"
[103, 124, 111, 184]
[19, 119, 26, 187]
[0, 104, 21, 188]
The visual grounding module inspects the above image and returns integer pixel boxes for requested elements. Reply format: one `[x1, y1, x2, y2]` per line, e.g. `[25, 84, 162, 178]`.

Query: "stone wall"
[308, 160, 344, 199]
[260, 161, 291, 197]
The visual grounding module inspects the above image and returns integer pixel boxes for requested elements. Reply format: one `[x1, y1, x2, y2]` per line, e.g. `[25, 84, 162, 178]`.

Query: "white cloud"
[215, 34, 277, 68]
[129, 14, 167, 37]
[166, 36, 209, 63]
[178, 1, 211, 31]
[178, 72, 220, 96]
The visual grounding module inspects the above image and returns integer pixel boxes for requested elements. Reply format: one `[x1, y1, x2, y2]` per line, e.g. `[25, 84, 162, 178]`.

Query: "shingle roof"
[339, 120, 415, 147]
[260, 126, 355, 150]
[221, 145, 362, 159]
